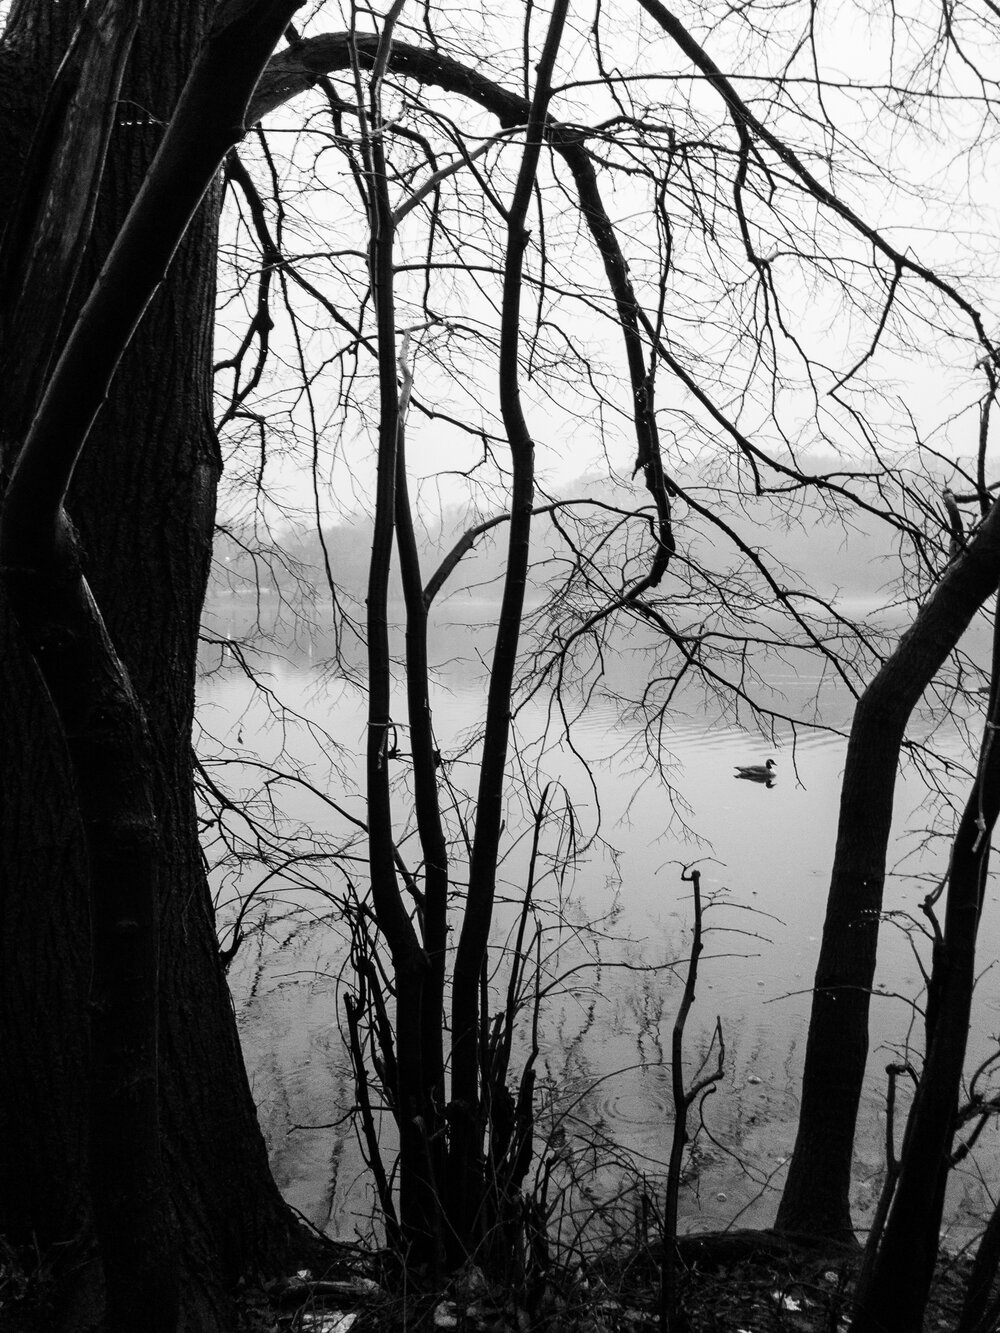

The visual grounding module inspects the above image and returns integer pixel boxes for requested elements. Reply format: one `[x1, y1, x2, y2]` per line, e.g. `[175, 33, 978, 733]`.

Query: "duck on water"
[734, 758, 776, 782]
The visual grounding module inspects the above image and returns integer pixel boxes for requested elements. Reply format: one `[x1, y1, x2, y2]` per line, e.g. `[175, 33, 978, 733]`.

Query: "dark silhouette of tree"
[837, 585, 1000, 1328]
[776, 496, 1000, 1239]
[0, 2, 320, 1327]
[4, 0, 1000, 1323]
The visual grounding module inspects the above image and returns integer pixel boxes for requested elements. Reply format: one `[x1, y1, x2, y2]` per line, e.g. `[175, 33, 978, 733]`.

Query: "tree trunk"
[0, 4, 308, 1325]
[449, 0, 569, 1254]
[776, 498, 1000, 1239]
[852, 590, 1000, 1332]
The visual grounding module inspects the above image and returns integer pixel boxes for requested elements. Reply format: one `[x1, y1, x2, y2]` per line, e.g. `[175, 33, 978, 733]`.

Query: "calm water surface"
[199, 601, 1000, 1247]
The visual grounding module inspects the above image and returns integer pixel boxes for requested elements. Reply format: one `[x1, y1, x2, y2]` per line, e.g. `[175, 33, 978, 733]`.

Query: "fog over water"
[200, 591, 1000, 1247]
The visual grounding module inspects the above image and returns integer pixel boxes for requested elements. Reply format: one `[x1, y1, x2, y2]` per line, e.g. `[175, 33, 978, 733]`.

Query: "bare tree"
[5, 0, 1000, 1323]
[238, 0, 1000, 1258]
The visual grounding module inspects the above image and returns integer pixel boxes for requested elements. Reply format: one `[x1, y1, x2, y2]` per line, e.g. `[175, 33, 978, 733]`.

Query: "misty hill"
[210, 465, 915, 614]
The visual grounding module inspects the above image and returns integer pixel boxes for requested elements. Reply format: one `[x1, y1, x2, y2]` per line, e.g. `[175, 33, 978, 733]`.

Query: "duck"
[734, 758, 776, 781]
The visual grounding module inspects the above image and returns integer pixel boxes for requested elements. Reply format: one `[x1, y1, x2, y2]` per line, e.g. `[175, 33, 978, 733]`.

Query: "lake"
[199, 595, 1000, 1250]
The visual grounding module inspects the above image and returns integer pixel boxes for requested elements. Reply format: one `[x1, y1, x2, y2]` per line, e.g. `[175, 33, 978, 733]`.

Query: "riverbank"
[245, 1231, 976, 1331]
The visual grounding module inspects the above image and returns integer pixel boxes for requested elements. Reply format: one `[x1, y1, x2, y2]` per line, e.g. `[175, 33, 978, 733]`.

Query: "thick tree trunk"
[0, 4, 307, 1326]
[776, 498, 1000, 1239]
[0, 0, 103, 1266]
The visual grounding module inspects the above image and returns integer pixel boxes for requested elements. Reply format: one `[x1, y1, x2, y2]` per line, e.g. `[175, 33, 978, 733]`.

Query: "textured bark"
[0, 7, 181, 1321]
[0, 0, 141, 434]
[0, 4, 308, 1326]
[776, 498, 1000, 1240]
[0, 0, 94, 1260]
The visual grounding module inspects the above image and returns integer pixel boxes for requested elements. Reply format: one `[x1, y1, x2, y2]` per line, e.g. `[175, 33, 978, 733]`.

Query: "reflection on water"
[201, 601, 1000, 1245]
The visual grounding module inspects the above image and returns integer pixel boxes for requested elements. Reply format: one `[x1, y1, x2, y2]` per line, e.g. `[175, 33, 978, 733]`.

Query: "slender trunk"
[394, 360, 449, 1125]
[449, 0, 570, 1252]
[776, 497, 1000, 1239]
[358, 4, 438, 1264]
[661, 870, 724, 1333]
[852, 590, 1000, 1332]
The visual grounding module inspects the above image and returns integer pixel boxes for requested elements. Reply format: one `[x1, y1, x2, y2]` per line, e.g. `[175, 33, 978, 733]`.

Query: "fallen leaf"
[771, 1292, 801, 1312]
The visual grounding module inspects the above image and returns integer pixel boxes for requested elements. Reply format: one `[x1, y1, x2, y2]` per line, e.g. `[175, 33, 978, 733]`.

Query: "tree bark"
[0, 4, 312, 1326]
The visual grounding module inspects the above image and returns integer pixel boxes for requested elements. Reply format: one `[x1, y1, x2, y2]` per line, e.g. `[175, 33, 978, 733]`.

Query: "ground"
[255, 1233, 980, 1332]
[0, 1229, 982, 1330]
